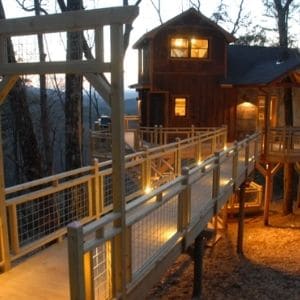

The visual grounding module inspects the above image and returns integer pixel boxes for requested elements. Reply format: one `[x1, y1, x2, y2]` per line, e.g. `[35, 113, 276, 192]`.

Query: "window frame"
[173, 96, 188, 118]
[169, 36, 210, 60]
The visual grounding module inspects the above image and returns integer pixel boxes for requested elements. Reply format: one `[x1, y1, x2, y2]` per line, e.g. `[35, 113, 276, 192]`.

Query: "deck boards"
[0, 241, 69, 299]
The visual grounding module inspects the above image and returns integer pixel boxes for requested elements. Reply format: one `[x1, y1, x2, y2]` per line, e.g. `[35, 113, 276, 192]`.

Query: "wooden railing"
[265, 127, 300, 162]
[90, 125, 227, 160]
[2, 127, 227, 266]
[67, 132, 260, 300]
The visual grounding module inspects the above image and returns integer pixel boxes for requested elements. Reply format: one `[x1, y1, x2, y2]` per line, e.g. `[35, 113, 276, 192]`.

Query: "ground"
[147, 201, 300, 299]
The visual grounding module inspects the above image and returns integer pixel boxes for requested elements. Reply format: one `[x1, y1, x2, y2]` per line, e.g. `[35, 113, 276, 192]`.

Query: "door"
[236, 101, 258, 139]
[148, 93, 166, 127]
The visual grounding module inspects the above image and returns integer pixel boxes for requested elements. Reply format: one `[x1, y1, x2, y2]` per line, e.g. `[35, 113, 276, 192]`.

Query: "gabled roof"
[133, 8, 235, 49]
[224, 45, 300, 86]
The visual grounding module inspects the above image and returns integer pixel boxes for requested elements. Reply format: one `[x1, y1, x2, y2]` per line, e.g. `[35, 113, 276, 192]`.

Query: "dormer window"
[170, 37, 208, 59]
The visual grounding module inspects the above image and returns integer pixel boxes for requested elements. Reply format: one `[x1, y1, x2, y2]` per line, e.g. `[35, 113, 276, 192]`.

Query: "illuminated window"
[191, 38, 208, 58]
[170, 37, 208, 59]
[174, 98, 187, 116]
[170, 38, 189, 58]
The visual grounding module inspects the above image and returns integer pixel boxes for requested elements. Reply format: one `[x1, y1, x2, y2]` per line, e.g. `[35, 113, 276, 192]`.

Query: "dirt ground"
[147, 202, 300, 299]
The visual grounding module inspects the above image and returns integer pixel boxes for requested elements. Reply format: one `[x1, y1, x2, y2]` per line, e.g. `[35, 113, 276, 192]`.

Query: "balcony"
[264, 127, 300, 162]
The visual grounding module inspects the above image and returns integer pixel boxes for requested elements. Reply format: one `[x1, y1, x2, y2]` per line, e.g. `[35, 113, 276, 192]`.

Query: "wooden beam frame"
[0, 75, 18, 104]
[0, 6, 138, 36]
[0, 115, 11, 272]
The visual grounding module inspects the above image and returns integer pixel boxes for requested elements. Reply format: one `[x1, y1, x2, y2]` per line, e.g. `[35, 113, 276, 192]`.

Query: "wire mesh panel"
[237, 146, 246, 177]
[190, 171, 213, 222]
[11, 35, 40, 63]
[181, 143, 197, 168]
[102, 174, 113, 208]
[125, 164, 143, 198]
[150, 152, 176, 188]
[248, 140, 256, 171]
[16, 183, 89, 247]
[93, 241, 112, 300]
[131, 196, 178, 275]
[219, 155, 233, 193]
[200, 140, 214, 160]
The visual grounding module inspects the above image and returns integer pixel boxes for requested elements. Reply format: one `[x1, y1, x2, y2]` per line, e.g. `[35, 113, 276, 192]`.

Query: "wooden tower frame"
[0, 6, 138, 275]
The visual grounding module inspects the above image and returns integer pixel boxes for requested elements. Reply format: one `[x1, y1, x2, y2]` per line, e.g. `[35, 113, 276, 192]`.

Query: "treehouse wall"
[136, 15, 238, 137]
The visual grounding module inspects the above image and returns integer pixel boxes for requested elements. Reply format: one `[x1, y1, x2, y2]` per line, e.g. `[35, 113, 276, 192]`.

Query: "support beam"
[0, 6, 139, 36]
[84, 73, 111, 106]
[0, 75, 18, 104]
[110, 23, 126, 298]
[0, 114, 11, 272]
[0, 61, 109, 76]
[192, 230, 213, 299]
[237, 184, 246, 254]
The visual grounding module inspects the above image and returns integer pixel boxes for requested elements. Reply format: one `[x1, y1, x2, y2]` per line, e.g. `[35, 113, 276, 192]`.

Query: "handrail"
[264, 127, 300, 162]
[67, 132, 260, 300]
[3, 126, 227, 262]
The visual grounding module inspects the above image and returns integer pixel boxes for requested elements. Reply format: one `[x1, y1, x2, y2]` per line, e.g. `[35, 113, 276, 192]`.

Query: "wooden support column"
[192, 230, 213, 299]
[68, 221, 85, 300]
[110, 23, 127, 298]
[0, 113, 10, 272]
[263, 164, 272, 226]
[263, 94, 271, 159]
[237, 183, 246, 254]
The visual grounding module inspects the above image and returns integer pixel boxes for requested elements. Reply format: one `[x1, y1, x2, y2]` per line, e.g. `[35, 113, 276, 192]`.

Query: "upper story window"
[170, 37, 209, 59]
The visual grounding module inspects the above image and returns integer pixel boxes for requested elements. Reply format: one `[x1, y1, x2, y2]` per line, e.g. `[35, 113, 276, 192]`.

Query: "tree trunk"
[34, 0, 53, 176]
[283, 162, 294, 215]
[65, 0, 83, 171]
[0, 1, 43, 182]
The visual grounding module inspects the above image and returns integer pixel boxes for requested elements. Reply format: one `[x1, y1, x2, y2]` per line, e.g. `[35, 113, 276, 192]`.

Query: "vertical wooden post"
[0, 113, 10, 272]
[95, 26, 104, 65]
[178, 167, 191, 232]
[154, 125, 158, 145]
[212, 152, 221, 239]
[244, 135, 250, 179]
[93, 158, 100, 217]
[237, 183, 246, 254]
[142, 147, 151, 191]
[192, 232, 205, 299]
[175, 137, 182, 176]
[232, 142, 238, 186]
[159, 125, 163, 145]
[264, 94, 270, 158]
[68, 221, 85, 300]
[263, 164, 272, 226]
[110, 23, 127, 298]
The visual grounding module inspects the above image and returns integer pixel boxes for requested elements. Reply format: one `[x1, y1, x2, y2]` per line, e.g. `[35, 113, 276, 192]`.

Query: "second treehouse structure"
[131, 8, 300, 217]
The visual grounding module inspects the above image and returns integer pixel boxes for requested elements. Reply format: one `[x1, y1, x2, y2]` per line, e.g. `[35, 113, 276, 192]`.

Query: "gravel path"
[147, 203, 300, 299]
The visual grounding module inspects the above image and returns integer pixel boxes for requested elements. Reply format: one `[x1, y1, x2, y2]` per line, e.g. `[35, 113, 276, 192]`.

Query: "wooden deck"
[0, 241, 69, 299]
[0, 129, 259, 300]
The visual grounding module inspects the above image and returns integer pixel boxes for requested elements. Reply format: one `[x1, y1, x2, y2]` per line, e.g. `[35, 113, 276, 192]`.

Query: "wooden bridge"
[0, 127, 260, 299]
[1, 5, 299, 299]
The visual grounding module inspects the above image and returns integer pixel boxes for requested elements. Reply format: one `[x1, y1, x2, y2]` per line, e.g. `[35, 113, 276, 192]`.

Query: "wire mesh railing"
[3, 127, 226, 262]
[67, 132, 260, 300]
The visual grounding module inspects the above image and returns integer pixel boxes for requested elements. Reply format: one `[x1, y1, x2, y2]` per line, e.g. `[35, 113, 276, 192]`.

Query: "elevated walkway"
[0, 129, 260, 299]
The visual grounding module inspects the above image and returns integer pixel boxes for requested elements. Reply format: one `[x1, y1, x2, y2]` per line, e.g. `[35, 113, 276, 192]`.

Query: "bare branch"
[189, 0, 201, 11]
[150, 0, 163, 24]
[16, 0, 48, 15]
[231, 0, 245, 35]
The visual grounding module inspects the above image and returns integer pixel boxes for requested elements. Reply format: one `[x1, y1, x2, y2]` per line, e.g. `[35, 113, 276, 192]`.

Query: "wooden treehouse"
[130, 8, 300, 219]
[0, 6, 298, 300]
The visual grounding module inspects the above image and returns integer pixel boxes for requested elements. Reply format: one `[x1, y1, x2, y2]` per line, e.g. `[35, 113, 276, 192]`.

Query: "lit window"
[191, 38, 208, 58]
[170, 37, 208, 59]
[170, 38, 189, 58]
[175, 98, 186, 116]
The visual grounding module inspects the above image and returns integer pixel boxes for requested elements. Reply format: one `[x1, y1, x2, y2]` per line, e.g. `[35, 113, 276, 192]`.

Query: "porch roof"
[223, 45, 300, 86]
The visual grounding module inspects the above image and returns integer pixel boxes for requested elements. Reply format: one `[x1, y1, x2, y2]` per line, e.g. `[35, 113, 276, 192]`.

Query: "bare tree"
[0, 0, 43, 182]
